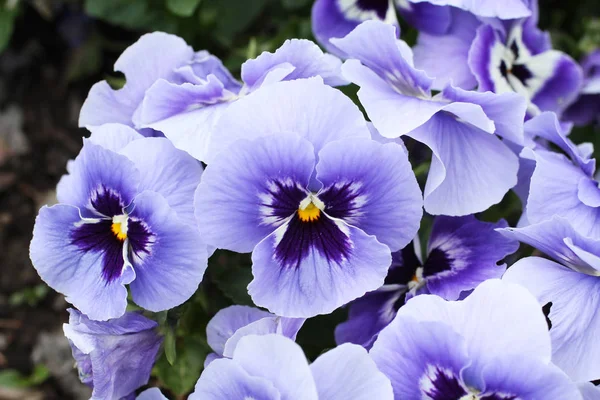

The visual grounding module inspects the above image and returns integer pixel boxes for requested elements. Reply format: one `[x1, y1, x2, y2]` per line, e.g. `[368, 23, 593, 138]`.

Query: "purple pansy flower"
[522, 114, 600, 237]
[138, 38, 346, 163]
[335, 215, 518, 348]
[190, 334, 393, 400]
[63, 309, 162, 400]
[204, 305, 304, 367]
[564, 49, 600, 126]
[501, 217, 600, 382]
[468, 1, 582, 116]
[332, 21, 526, 216]
[370, 279, 582, 399]
[30, 124, 208, 320]
[195, 78, 423, 317]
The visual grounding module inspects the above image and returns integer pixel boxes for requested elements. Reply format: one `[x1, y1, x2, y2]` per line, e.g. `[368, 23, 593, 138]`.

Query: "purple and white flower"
[335, 215, 518, 348]
[195, 78, 423, 317]
[204, 305, 304, 366]
[333, 20, 526, 216]
[370, 279, 582, 399]
[64, 309, 162, 400]
[501, 216, 600, 382]
[190, 334, 393, 400]
[30, 124, 208, 320]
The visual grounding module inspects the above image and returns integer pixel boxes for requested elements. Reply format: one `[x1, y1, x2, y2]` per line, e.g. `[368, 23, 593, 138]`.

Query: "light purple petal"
[249, 216, 391, 317]
[579, 382, 600, 400]
[119, 137, 203, 223]
[408, 0, 531, 19]
[396, 1, 451, 35]
[424, 216, 518, 300]
[407, 113, 518, 216]
[497, 216, 600, 275]
[87, 123, 143, 152]
[56, 141, 140, 214]
[412, 8, 479, 90]
[232, 335, 318, 399]
[128, 191, 208, 312]
[195, 134, 316, 253]
[311, 343, 393, 400]
[395, 279, 552, 388]
[527, 150, 600, 237]
[207, 77, 370, 164]
[312, 0, 399, 56]
[190, 358, 281, 400]
[79, 32, 193, 128]
[30, 205, 133, 321]
[242, 39, 347, 88]
[332, 20, 433, 96]
[479, 354, 582, 399]
[504, 257, 600, 382]
[206, 305, 272, 356]
[442, 85, 527, 146]
[136, 388, 168, 400]
[316, 137, 423, 251]
[371, 317, 471, 399]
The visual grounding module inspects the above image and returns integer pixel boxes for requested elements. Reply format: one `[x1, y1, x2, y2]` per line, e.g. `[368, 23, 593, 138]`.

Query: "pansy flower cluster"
[28, 0, 600, 399]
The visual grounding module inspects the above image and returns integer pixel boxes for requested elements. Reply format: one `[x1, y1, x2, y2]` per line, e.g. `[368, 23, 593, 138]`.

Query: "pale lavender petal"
[316, 137, 423, 251]
[207, 78, 370, 164]
[408, 0, 531, 19]
[242, 39, 347, 88]
[136, 388, 168, 400]
[504, 257, 600, 382]
[87, 124, 143, 152]
[128, 191, 208, 312]
[579, 382, 600, 400]
[407, 113, 518, 216]
[311, 344, 393, 400]
[396, 0, 451, 35]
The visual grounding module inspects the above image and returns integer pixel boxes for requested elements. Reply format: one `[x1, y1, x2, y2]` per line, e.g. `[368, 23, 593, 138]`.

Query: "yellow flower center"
[298, 202, 321, 222]
[111, 222, 127, 241]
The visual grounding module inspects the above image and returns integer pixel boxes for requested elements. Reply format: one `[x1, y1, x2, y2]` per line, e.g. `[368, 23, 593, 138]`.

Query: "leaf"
[154, 337, 209, 396]
[164, 327, 177, 366]
[0, 365, 49, 388]
[203, 0, 268, 45]
[166, 0, 201, 17]
[281, 0, 312, 10]
[0, 2, 18, 54]
[84, 0, 179, 32]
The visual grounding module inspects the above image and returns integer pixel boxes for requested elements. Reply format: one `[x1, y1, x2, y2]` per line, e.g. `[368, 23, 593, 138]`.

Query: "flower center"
[111, 214, 128, 241]
[297, 194, 325, 222]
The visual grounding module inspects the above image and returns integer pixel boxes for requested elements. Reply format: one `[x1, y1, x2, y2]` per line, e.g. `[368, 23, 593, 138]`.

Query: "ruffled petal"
[408, 0, 531, 19]
[87, 123, 143, 152]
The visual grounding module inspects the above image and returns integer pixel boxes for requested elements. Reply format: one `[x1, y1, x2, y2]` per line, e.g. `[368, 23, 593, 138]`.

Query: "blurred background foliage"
[0, 0, 598, 398]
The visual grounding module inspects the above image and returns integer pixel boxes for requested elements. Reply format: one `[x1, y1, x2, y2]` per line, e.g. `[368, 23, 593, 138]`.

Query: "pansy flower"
[137, 38, 346, 163]
[333, 20, 526, 216]
[501, 217, 600, 382]
[468, 0, 582, 116]
[190, 334, 393, 400]
[30, 124, 208, 320]
[564, 49, 600, 126]
[335, 215, 518, 348]
[195, 78, 423, 317]
[370, 279, 582, 399]
[63, 309, 162, 400]
[204, 305, 304, 366]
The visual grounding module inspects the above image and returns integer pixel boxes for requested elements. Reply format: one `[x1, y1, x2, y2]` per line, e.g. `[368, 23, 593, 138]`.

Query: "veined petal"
[119, 137, 203, 223]
[311, 344, 393, 400]
[128, 191, 208, 312]
[207, 78, 370, 164]
[395, 0, 451, 35]
[407, 113, 518, 216]
[87, 123, 143, 153]
[249, 214, 391, 317]
[316, 137, 422, 251]
[504, 257, 600, 382]
[195, 134, 316, 253]
[242, 39, 347, 88]
[408, 0, 531, 19]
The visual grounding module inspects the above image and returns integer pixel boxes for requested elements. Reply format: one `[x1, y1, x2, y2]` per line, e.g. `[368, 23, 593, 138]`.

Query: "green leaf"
[0, 365, 49, 388]
[84, 0, 178, 32]
[164, 327, 177, 366]
[281, 0, 312, 10]
[203, 0, 268, 45]
[166, 0, 201, 17]
[0, 2, 18, 54]
[154, 337, 209, 396]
